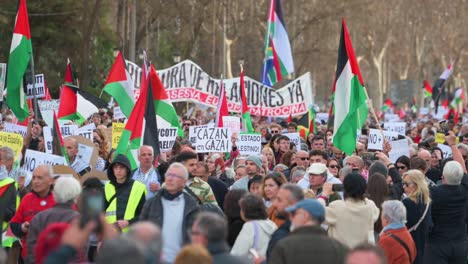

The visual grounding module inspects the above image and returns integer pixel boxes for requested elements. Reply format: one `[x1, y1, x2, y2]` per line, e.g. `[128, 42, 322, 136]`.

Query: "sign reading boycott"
[367, 129, 400, 150]
[237, 133, 261, 155]
[0, 132, 23, 160]
[191, 127, 232, 153]
[23, 149, 66, 174]
[112, 123, 125, 149]
[158, 128, 178, 152]
[126, 60, 313, 117]
[26, 74, 46, 99]
[384, 122, 406, 135]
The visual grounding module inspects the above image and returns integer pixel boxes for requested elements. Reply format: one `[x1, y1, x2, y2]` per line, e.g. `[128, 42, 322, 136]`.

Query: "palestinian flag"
[149, 65, 183, 137]
[115, 63, 160, 170]
[423, 80, 432, 98]
[240, 68, 254, 133]
[309, 106, 317, 134]
[215, 80, 229, 127]
[433, 62, 454, 113]
[52, 110, 68, 163]
[381, 98, 393, 112]
[103, 51, 135, 118]
[450, 88, 465, 109]
[6, 0, 32, 122]
[332, 19, 368, 156]
[261, 0, 294, 87]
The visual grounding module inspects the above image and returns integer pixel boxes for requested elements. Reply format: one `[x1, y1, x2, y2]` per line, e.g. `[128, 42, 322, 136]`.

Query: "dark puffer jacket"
[105, 154, 146, 225]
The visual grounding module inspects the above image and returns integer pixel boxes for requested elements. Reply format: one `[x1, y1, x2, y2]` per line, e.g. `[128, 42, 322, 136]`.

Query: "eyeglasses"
[402, 181, 414, 187]
[298, 157, 308, 161]
[397, 166, 407, 170]
[166, 173, 185, 180]
[271, 130, 279, 134]
[329, 165, 339, 169]
[183, 123, 191, 126]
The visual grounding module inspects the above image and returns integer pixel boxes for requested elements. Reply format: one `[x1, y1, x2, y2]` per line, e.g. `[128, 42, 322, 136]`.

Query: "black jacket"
[402, 197, 432, 264]
[0, 180, 17, 224]
[227, 217, 244, 247]
[140, 190, 199, 244]
[388, 167, 404, 200]
[207, 241, 246, 264]
[106, 154, 146, 224]
[266, 220, 291, 260]
[208, 176, 228, 210]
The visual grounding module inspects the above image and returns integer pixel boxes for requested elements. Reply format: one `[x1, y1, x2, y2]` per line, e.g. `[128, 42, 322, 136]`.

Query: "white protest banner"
[113, 106, 125, 120]
[237, 133, 262, 155]
[61, 125, 78, 136]
[384, 114, 399, 122]
[23, 149, 66, 174]
[3, 123, 27, 137]
[189, 125, 208, 145]
[158, 128, 178, 152]
[316, 113, 329, 123]
[367, 129, 400, 150]
[437, 144, 452, 159]
[433, 108, 448, 120]
[43, 127, 53, 154]
[38, 99, 60, 112]
[419, 107, 429, 115]
[389, 139, 410, 163]
[26, 74, 46, 99]
[283, 132, 301, 151]
[0, 63, 6, 101]
[384, 122, 406, 135]
[79, 123, 96, 131]
[222, 116, 241, 133]
[126, 60, 313, 117]
[193, 127, 232, 153]
[76, 123, 96, 141]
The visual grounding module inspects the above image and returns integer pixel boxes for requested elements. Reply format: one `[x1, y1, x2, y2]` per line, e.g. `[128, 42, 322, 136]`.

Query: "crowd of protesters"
[1, 105, 468, 264]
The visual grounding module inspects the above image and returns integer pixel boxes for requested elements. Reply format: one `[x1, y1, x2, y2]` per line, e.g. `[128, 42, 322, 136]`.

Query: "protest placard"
[61, 125, 78, 136]
[113, 106, 125, 120]
[3, 123, 27, 137]
[222, 116, 241, 133]
[23, 149, 66, 174]
[158, 128, 178, 152]
[189, 125, 209, 145]
[384, 114, 399, 122]
[316, 113, 329, 123]
[367, 129, 400, 150]
[283, 132, 301, 151]
[43, 127, 53, 154]
[437, 144, 452, 159]
[112, 123, 125, 149]
[237, 133, 262, 155]
[76, 123, 95, 141]
[26, 74, 45, 99]
[192, 127, 232, 153]
[0, 132, 23, 160]
[419, 107, 429, 115]
[389, 139, 410, 163]
[384, 122, 406, 135]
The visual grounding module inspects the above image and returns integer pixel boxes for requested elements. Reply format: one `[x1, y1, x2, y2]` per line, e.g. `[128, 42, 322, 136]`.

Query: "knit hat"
[246, 155, 262, 169]
[285, 199, 325, 222]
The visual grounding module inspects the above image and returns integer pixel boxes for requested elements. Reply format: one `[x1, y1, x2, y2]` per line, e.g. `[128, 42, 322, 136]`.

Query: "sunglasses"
[402, 181, 414, 187]
[271, 130, 279, 134]
[397, 166, 407, 170]
[298, 157, 308, 161]
[329, 165, 339, 169]
[183, 123, 191, 126]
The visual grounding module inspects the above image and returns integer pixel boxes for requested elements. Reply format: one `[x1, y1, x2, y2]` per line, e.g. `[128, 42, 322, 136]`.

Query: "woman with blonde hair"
[262, 146, 276, 171]
[401, 169, 432, 264]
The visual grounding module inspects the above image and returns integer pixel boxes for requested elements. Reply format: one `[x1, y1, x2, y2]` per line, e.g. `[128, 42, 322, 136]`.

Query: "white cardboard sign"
[158, 128, 178, 152]
[384, 122, 406, 135]
[222, 116, 241, 133]
[43, 126, 53, 154]
[367, 129, 400, 150]
[389, 139, 410, 163]
[437, 144, 453, 159]
[61, 125, 78, 136]
[3, 123, 27, 137]
[192, 127, 232, 153]
[237, 133, 262, 155]
[23, 149, 66, 174]
[26, 74, 45, 99]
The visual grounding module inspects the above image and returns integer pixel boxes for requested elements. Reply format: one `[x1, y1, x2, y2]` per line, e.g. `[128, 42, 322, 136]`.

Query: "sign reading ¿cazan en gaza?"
[126, 60, 313, 117]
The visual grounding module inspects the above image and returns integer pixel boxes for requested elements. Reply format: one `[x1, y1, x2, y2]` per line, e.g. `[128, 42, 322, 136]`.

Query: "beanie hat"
[246, 155, 262, 169]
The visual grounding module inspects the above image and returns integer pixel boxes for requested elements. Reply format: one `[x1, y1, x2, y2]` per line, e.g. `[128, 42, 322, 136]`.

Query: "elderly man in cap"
[231, 155, 262, 190]
[306, 163, 341, 204]
[297, 150, 341, 189]
[269, 199, 348, 264]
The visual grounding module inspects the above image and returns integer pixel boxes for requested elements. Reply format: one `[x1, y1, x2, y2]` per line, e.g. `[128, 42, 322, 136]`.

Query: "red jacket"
[10, 191, 56, 258]
[378, 227, 416, 264]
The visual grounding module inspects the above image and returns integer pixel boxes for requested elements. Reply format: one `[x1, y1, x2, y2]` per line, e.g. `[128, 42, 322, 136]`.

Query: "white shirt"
[161, 195, 185, 263]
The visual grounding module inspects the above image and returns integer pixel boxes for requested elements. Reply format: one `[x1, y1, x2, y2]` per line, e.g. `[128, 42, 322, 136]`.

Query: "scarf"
[161, 189, 183, 201]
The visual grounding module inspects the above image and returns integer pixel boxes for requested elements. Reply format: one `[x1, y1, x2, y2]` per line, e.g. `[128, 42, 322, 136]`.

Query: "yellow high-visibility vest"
[1, 177, 20, 248]
[104, 181, 146, 233]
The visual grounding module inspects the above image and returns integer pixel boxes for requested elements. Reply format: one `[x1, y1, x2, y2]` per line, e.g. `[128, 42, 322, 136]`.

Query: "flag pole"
[29, 52, 38, 119]
[362, 86, 386, 139]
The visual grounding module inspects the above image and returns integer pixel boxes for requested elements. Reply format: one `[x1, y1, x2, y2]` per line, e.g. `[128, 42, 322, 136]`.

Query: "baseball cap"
[307, 163, 328, 175]
[285, 199, 325, 222]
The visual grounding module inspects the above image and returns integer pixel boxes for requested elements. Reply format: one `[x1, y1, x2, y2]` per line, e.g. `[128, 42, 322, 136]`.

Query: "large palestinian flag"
[103, 51, 135, 118]
[6, 0, 32, 122]
[114, 64, 160, 170]
[332, 19, 368, 155]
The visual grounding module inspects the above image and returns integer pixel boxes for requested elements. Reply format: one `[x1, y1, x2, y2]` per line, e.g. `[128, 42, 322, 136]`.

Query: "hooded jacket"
[105, 154, 146, 225]
[230, 219, 277, 257]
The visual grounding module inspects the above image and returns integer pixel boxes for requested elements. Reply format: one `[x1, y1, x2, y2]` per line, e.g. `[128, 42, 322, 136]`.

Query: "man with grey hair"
[378, 200, 416, 264]
[0, 146, 16, 178]
[191, 212, 245, 264]
[127, 221, 163, 264]
[26, 176, 81, 263]
[140, 162, 200, 263]
[97, 237, 146, 264]
[266, 184, 304, 260]
[424, 160, 468, 264]
[64, 137, 91, 176]
[132, 145, 160, 199]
